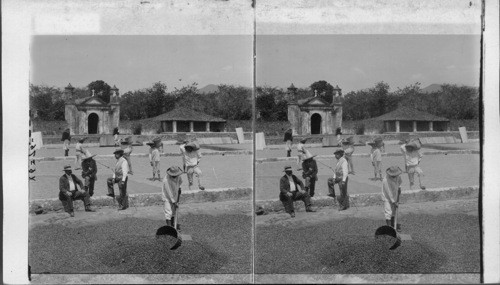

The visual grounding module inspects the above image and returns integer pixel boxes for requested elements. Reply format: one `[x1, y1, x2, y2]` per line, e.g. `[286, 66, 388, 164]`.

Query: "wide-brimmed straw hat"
[82, 150, 97, 160]
[120, 136, 132, 145]
[113, 149, 124, 155]
[342, 136, 354, 145]
[146, 141, 155, 146]
[386, 166, 403, 177]
[334, 149, 345, 156]
[78, 137, 86, 143]
[186, 142, 200, 150]
[405, 141, 419, 150]
[62, 164, 72, 171]
[283, 165, 293, 172]
[367, 142, 377, 146]
[166, 166, 184, 177]
[300, 137, 309, 143]
[303, 152, 316, 160]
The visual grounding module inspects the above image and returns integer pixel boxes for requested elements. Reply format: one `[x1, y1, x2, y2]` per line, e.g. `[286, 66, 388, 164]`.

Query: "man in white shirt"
[327, 149, 350, 211]
[162, 166, 183, 227]
[382, 166, 403, 231]
[279, 165, 316, 218]
[107, 149, 130, 210]
[59, 165, 95, 217]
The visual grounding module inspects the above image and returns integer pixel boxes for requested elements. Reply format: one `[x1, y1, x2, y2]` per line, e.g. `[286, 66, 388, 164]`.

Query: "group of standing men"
[282, 128, 426, 219]
[58, 132, 203, 228]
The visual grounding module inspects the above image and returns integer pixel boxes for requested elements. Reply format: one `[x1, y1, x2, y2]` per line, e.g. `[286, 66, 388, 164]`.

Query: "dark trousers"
[107, 177, 128, 209]
[279, 191, 312, 213]
[64, 149, 69, 157]
[59, 190, 90, 213]
[84, 176, 96, 197]
[337, 177, 349, 210]
[304, 176, 316, 197]
[328, 177, 349, 209]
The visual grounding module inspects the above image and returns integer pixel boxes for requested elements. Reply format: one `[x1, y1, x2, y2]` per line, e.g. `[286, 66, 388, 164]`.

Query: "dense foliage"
[30, 80, 479, 123]
[30, 81, 253, 121]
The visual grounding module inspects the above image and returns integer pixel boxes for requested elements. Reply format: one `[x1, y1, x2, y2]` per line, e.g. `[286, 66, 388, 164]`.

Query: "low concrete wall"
[264, 131, 480, 145]
[34, 149, 253, 161]
[31, 185, 478, 215]
[256, 186, 479, 213]
[256, 149, 479, 163]
[30, 187, 252, 214]
[41, 132, 253, 145]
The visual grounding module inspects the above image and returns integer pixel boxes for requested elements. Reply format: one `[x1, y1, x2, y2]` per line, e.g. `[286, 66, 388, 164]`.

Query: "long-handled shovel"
[374, 190, 402, 250]
[156, 204, 182, 250]
[156, 186, 183, 250]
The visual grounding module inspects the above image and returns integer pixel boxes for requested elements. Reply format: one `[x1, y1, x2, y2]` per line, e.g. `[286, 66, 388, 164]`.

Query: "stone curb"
[34, 150, 253, 161]
[256, 149, 479, 163]
[256, 186, 479, 213]
[29, 187, 252, 214]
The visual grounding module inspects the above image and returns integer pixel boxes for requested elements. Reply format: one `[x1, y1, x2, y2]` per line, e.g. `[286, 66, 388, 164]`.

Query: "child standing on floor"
[296, 138, 311, 165]
[341, 137, 355, 175]
[148, 142, 161, 181]
[74, 137, 86, 167]
[284, 128, 293, 157]
[121, 137, 134, 175]
[369, 142, 383, 180]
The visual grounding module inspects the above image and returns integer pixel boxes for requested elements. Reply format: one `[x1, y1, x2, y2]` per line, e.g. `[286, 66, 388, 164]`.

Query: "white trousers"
[164, 200, 176, 220]
[384, 199, 397, 220]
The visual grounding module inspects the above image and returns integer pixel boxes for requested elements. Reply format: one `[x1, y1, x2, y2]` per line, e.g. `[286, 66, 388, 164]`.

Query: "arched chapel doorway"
[311, 113, 322, 134]
[88, 113, 99, 134]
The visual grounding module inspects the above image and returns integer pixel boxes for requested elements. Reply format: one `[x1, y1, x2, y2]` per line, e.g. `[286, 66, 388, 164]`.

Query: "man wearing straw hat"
[107, 149, 130, 210]
[328, 149, 350, 211]
[81, 150, 98, 197]
[162, 166, 183, 227]
[301, 152, 318, 197]
[279, 165, 316, 218]
[382, 166, 403, 230]
[400, 140, 425, 190]
[59, 165, 95, 217]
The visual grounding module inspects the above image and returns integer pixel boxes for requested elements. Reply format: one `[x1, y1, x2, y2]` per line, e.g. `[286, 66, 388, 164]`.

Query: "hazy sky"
[31, 34, 480, 94]
[257, 34, 481, 93]
[30, 35, 254, 93]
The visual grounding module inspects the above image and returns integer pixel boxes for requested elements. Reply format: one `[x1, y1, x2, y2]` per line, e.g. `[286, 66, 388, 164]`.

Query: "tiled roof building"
[375, 106, 450, 132]
[153, 107, 226, 133]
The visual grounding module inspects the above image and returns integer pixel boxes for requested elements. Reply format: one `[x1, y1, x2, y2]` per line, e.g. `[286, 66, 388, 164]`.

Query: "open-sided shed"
[152, 107, 226, 133]
[375, 106, 450, 133]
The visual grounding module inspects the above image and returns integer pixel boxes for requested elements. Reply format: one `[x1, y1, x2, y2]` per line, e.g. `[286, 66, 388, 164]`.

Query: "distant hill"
[199, 84, 219, 94]
[421, 84, 479, 99]
[421, 84, 443, 93]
